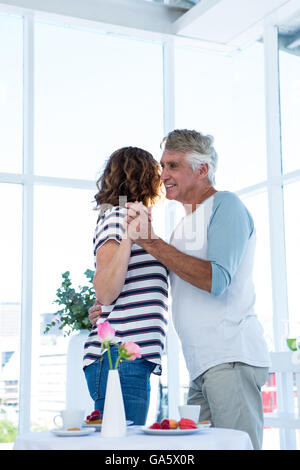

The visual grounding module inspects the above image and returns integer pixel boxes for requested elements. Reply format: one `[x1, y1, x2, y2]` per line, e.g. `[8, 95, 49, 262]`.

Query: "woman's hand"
[88, 300, 102, 326]
[123, 201, 145, 240]
[124, 201, 157, 246]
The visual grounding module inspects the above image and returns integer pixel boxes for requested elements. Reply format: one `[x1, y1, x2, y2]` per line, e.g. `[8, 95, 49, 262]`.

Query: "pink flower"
[97, 321, 116, 343]
[120, 342, 142, 361]
[95, 321, 142, 369]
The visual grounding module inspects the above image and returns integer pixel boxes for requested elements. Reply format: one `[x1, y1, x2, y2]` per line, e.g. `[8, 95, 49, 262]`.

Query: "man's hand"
[88, 300, 102, 326]
[124, 202, 149, 238]
[124, 202, 158, 246]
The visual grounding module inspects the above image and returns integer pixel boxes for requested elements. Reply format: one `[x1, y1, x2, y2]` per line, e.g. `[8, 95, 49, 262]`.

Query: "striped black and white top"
[83, 206, 168, 375]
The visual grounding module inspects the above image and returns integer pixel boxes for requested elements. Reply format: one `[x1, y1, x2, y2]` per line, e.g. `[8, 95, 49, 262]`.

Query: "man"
[90, 129, 270, 449]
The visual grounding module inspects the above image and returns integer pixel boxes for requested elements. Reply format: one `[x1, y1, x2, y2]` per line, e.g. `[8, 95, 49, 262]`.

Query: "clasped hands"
[124, 201, 158, 246]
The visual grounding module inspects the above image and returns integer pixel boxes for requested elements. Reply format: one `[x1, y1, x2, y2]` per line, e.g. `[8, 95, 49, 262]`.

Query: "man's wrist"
[139, 235, 161, 251]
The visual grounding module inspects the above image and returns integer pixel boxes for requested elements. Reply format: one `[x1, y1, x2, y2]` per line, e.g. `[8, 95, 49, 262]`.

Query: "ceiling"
[1, 0, 300, 51]
[170, 0, 300, 49]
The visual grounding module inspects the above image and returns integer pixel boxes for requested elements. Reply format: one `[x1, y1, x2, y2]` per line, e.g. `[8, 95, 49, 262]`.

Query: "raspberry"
[160, 419, 169, 426]
[150, 422, 162, 429]
[161, 419, 170, 430]
[90, 415, 99, 421]
[86, 410, 102, 421]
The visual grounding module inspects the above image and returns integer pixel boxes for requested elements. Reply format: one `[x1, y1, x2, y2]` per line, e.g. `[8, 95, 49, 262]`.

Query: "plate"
[82, 420, 133, 431]
[51, 427, 97, 437]
[141, 423, 211, 436]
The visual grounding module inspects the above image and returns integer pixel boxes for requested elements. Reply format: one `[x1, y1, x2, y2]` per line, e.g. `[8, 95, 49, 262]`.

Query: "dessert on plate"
[85, 409, 102, 425]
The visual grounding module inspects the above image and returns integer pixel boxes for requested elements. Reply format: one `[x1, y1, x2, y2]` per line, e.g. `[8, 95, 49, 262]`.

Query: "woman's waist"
[100, 308, 168, 327]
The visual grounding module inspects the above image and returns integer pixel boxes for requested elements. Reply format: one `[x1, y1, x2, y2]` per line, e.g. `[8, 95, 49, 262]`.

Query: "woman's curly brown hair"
[95, 147, 163, 216]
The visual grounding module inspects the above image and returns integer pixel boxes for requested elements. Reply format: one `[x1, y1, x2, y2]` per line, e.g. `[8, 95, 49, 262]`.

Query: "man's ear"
[197, 163, 209, 180]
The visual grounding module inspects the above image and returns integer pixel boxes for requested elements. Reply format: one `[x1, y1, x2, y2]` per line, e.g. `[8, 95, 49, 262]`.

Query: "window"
[279, 42, 300, 338]
[30, 186, 95, 428]
[279, 46, 300, 175]
[175, 44, 232, 190]
[0, 183, 22, 439]
[34, 21, 164, 180]
[283, 182, 300, 338]
[0, 14, 23, 173]
[241, 191, 273, 348]
[175, 41, 266, 191]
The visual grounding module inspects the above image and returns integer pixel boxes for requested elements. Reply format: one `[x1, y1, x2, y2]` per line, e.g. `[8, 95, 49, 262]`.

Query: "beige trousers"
[187, 362, 269, 450]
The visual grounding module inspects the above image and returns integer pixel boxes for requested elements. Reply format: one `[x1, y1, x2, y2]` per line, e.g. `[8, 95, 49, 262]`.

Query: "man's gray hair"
[161, 129, 218, 185]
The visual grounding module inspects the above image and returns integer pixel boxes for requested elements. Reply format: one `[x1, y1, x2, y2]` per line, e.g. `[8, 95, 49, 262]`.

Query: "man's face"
[160, 150, 198, 204]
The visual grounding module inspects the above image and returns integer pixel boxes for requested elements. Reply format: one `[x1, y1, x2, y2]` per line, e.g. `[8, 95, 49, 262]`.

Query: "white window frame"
[263, 23, 289, 352]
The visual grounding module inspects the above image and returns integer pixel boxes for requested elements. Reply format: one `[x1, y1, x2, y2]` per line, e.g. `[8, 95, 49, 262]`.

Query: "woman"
[83, 146, 168, 425]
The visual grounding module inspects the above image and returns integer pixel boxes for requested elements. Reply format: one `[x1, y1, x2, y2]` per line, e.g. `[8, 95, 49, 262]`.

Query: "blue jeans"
[84, 346, 155, 425]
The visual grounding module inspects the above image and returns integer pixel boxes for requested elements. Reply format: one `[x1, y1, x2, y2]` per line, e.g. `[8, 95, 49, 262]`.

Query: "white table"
[13, 425, 253, 450]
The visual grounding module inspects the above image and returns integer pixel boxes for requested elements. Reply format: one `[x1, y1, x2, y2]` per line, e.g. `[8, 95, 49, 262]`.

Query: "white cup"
[53, 409, 85, 430]
[178, 405, 201, 422]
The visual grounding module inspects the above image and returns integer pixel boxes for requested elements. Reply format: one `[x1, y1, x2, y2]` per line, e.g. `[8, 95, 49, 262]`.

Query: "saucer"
[51, 427, 96, 437]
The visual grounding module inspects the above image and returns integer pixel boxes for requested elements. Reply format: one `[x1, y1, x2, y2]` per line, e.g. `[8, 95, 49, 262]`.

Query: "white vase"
[66, 330, 94, 414]
[101, 369, 126, 438]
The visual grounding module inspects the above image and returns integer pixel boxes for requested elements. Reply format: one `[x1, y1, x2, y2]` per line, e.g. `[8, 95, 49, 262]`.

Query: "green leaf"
[43, 268, 96, 336]
[286, 338, 297, 351]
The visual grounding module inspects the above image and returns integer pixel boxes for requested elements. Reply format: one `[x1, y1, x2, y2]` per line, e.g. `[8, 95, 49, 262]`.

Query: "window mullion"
[19, 12, 34, 435]
[263, 24, 297, 451]
[263, 24, 289, 353]
[163, 38, 180, 420]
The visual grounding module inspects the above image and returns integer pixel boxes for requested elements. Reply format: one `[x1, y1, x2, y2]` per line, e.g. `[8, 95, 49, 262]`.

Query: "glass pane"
[175, 41, 266, 191]
[0, 183, 22, 447]
[31, 186, 96, 430]
[283, 182, 300, 336]
[0, 14, 23, 174]
[241, 191, 273, 350]
[279, 48, 300, 174]
[34, 21, 163, 180]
